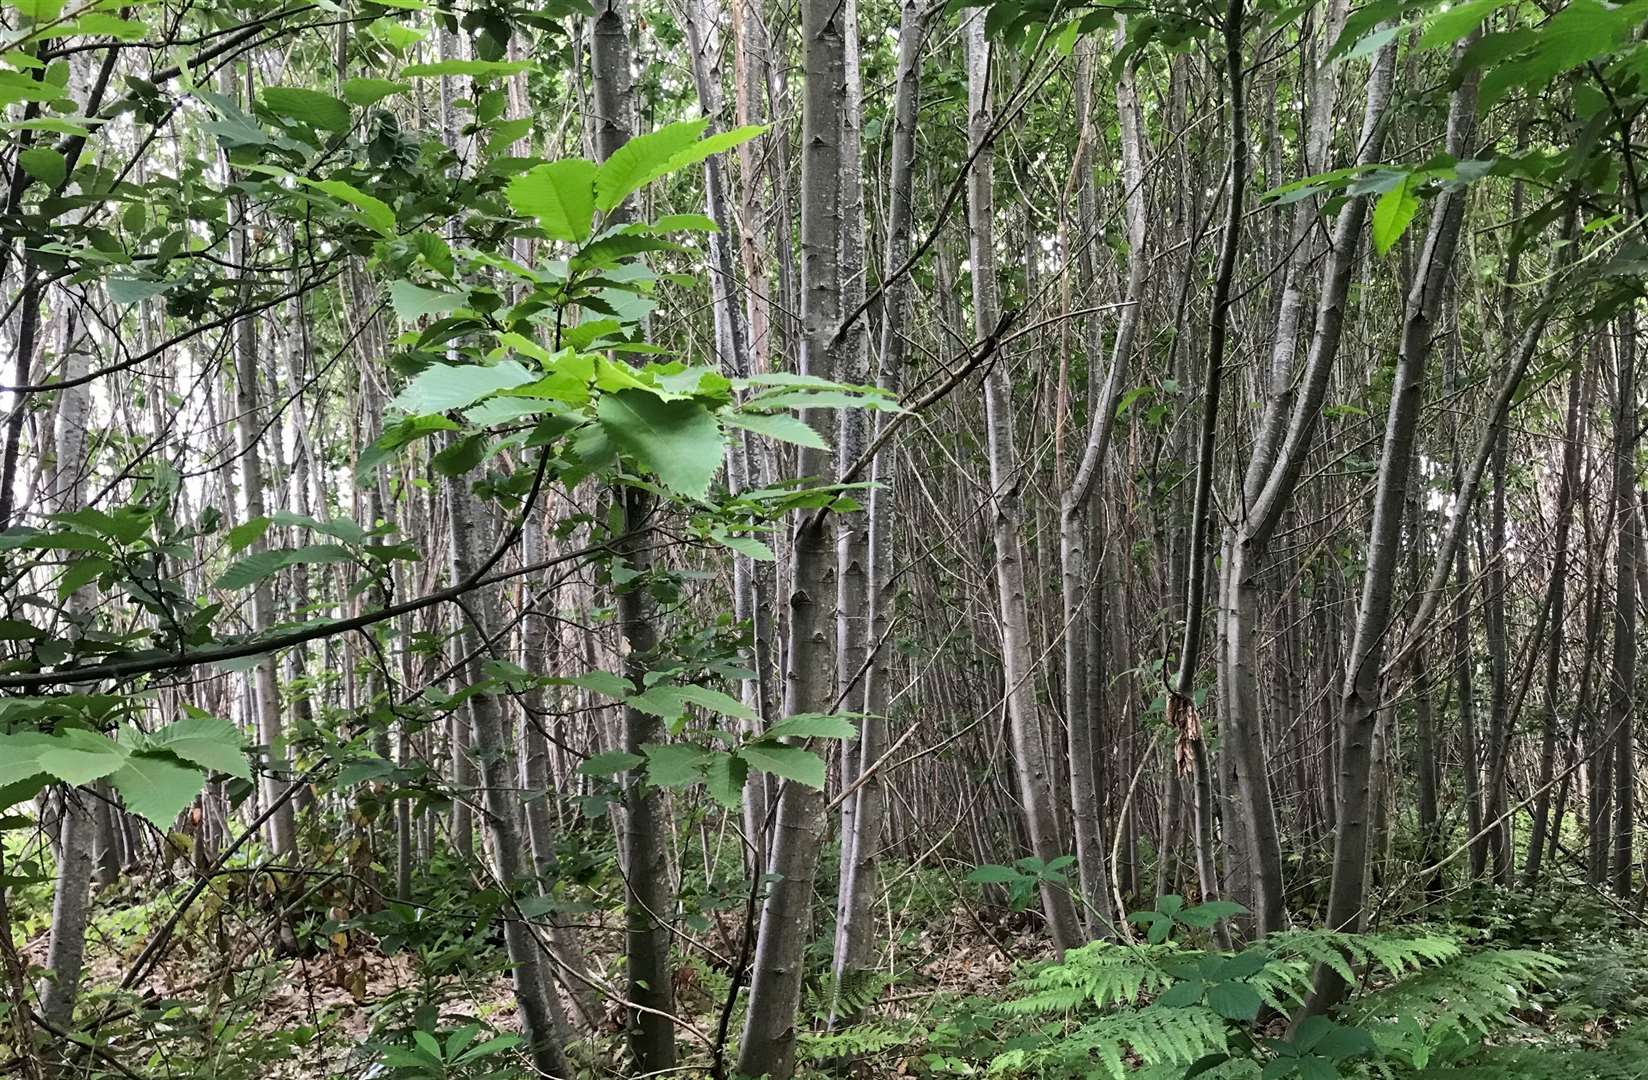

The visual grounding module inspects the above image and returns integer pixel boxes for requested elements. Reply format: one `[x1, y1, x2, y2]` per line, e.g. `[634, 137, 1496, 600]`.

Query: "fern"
[1352, 947, 1562, 1039]
[1000, 940, 1178, 1014]
[989, 1004, 1230, 1079]
[1265, 929, 1462, 992]
[1403, 1023, 1648, 1079]
[796, 1020, 919, 1063]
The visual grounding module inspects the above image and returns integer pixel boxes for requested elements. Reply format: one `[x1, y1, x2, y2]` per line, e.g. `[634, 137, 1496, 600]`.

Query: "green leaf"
[704, 752, 747, 809]
[651, 212, 720, 233]
[357, 414, 460, 477]
[261, 87, 351, 132]
[577, 750, 643, 777]
[547, 670, 631, 697]
[390, 361, 536, 414]
[722, 411, 831, 450]
[18, 146, 64, 187]
[400, 59, 532, 78]
[226, 517, 271, 553]
[56, 556, 108, 598]
[763, 713, 858, 741]
[1157, 980, 1205, 1008]
[507, 160, 597, 243]
[37, 729, 128, 786]
[1184, 1054, 1233, 1080]
[40, 13, 146, 38]
[306, 179, 396, 237]
[107, 277, 169, 304]
[658, 124, 767, 176]
[432, 433, 486, 477]
[1372, 173, 1420, 256]
[666, 684, 758, 722]
[1206, 980, 1263, 1021]
[1311, 1028, 1377, 1061]
[12, 0, 65, 23]
[594, 118, 708, 211]
[708, 527, 775, 562]
[144, 715, 250, 779]
[737, 743, 825, 788]
[215, 544, 354, 590]
[1420, 0, 1514, 47]
[341, 78, 410, 106]
[389, 280, 465, 322]
[597, 389, 723, 499]
[1179, 899, 1249, 927]
[642, 743, 708, 787]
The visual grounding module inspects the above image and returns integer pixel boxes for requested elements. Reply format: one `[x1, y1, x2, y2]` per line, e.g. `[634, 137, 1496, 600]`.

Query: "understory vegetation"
[7, 0, 1648, 1074]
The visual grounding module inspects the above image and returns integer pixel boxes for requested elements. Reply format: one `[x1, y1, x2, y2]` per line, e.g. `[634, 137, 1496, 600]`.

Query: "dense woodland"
[6, 0, 1648, 1075]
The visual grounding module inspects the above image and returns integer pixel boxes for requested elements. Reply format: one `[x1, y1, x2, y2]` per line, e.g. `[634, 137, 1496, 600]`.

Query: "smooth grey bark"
[448, 486, 572, 1079]
[966, 8, 1083, 954]
[38, 341, 95, 1031]
[1217, 31, 1397, 935]
[734, 0, 845, 1065]
[677, 0, 774, 875]
[1310, 40, 1480, 1013]
[1169, 0, 1248, 931]
[520, 521, 601, 1033]
[227, 108, 297, 860]
[589, 2, 677, 1065]
[1526, 366, 1587, 887]
[1608, 314, 1637, 897]
[1057, 28, 1142, 940]
[831, 0, 925, 1012]
[832, 0, 871, 952]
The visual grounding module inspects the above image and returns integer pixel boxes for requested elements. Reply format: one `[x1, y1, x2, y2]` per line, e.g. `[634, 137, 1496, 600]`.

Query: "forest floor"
[18, 849, 1648, 1078]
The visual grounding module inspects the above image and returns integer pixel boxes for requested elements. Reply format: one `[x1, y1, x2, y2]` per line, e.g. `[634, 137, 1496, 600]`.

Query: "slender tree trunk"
[1310, 37, 1479, 1012]
[1608, 314, 1637, 896]
[1525, 366, 1585, 887]
[590, 2, 677, 1064]
[966, 7, 1084, 954]
[448, 487, 572, 1078]
[831, 0, 925, 1016]
[1057, 28, 1142, 940]
[37, 340, 95, 1032]
[1218, 31, 1398, 936]
[734, 0, 845, 1065]
[228, 112, 297, 859]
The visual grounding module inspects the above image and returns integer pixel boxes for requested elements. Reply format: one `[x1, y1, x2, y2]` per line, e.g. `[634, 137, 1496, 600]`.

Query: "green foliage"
[877, 901, 1562, 1080]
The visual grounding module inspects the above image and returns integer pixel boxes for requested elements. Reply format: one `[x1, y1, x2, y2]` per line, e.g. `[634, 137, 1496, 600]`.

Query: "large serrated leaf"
[737, 743, 825, 788]
[215, 544, 354, 590]
[144, 715, 250, 779]
[108, 751, 202, 826]
[390, 360, 536, 415]
[508, 160, 597, 244]
[596, 389, 722, 499]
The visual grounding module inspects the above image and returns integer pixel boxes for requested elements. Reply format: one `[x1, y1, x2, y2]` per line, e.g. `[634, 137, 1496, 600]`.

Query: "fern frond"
[796, 1020, 918, 1062]
[1352, 947, 1562, 1037]
[1008, 940, 1178, 1012]
[987, 1004, 1229, 1079]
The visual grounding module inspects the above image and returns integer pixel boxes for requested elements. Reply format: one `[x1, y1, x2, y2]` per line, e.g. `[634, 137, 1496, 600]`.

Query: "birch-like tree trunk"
[1057, 27, 1145, 940]
[1311, 37, 1480, 1012]
[590, 0, 676, 1064]
[734, 0, 845, 1064]
[37, 329, 94, 1032]
[966, 8, 1083, 954]
[1607, 314, 1637, 896]
[447, 487, 572, 1077]
[832, 0, 925, 1010]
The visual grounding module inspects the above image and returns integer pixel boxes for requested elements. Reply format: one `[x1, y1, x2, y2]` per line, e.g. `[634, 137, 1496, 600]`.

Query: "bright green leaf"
[596, 389, 723, 499]
[507, 159, 597, 243]
[737, 743, 825, 788]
